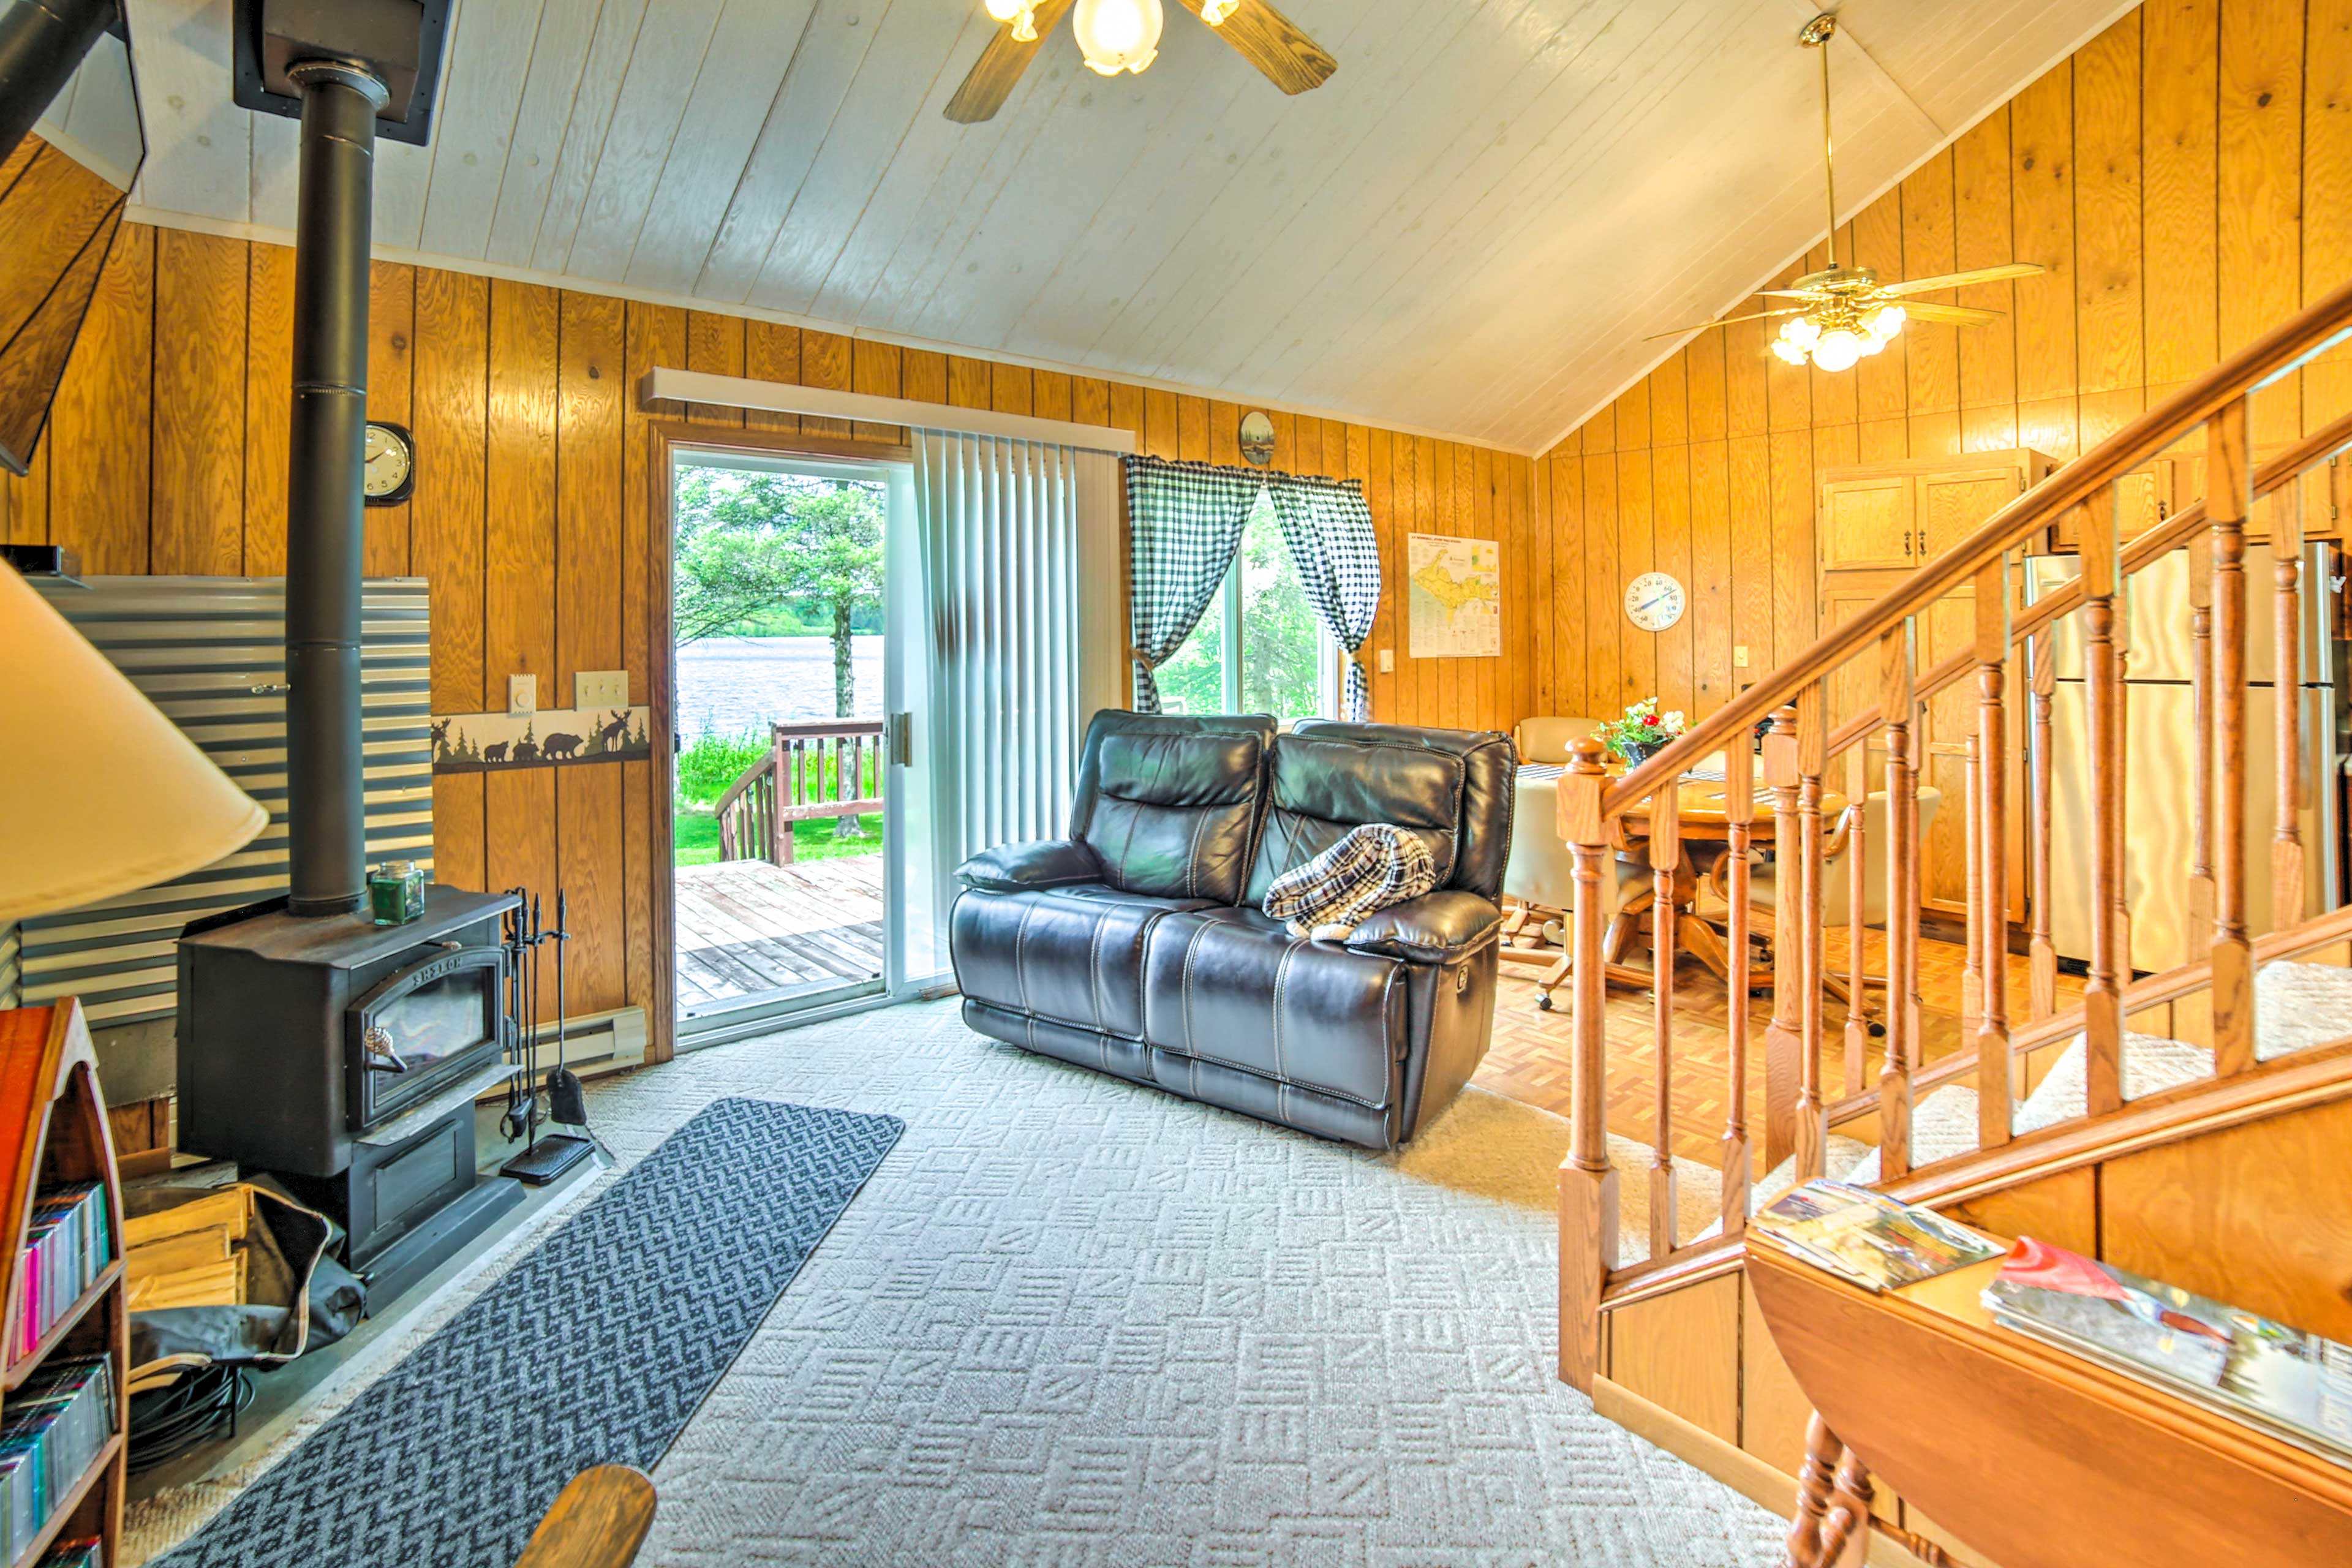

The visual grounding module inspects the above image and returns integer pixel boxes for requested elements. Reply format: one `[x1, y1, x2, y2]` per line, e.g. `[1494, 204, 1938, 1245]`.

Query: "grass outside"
[673, 726, 884, 868]
[673, 807, 881, 868]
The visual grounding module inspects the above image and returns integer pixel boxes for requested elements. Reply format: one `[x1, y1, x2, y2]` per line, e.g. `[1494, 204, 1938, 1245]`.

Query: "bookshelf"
[0, 1003, 127, 1568]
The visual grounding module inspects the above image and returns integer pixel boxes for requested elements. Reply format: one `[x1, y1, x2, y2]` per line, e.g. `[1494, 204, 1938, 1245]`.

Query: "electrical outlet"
[507, 674, 537, 717]
[1733, 645, 1749, 669]
[1378, 648, 1395, 673]
[575, 670, 628, 710]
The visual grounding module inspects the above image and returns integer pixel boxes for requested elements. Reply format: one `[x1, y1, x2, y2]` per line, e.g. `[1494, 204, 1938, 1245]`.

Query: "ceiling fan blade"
[944, 0, 1078, 123]
[1875, 263, 2048, 296]
[1894, 301, 2004, 326]
[1174, 0, 1336, 95]
[1643, 307, 1805, 341]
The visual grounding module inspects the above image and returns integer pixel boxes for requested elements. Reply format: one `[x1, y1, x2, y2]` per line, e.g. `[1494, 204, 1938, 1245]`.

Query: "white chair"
[1513, 716, 1605, 766]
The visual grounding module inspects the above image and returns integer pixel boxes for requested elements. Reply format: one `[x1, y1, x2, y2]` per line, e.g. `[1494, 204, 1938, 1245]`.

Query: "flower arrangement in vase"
[1593, 698, 1687, 767]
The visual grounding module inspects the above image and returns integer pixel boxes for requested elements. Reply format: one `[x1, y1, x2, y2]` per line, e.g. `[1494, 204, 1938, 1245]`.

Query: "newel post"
[1557, 737, 1619, 1392]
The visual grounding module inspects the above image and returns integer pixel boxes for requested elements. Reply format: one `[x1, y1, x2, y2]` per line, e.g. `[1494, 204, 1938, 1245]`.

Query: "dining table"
[1513, 760, 1848, 990]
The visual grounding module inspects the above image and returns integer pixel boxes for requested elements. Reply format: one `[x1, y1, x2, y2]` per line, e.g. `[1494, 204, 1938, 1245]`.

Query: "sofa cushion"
[1077, 726, 1268, 904]
[956, 838, 1103, 893]
[1245, 733, 1464, 907]
[1344, 890, 1503, 964]
[1140, 907, 1406, 1109]
[951, 883, 1212, 1041]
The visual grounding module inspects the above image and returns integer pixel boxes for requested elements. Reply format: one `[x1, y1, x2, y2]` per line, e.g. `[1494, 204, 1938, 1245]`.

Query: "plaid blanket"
[1261, 823, 1438, 939]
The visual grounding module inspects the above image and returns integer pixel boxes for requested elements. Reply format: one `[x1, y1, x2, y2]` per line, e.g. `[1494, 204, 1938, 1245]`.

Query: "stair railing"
[714, 719, 886, 866]
[1556, 270, 2352, 1392]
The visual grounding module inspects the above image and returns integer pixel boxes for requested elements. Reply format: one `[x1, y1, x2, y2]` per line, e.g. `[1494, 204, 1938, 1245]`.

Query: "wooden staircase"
[1551, 273, 2352, 1561]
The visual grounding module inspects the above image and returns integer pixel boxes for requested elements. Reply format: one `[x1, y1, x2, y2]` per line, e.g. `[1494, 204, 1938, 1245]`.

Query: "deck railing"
[714, 719, 886, 865]
[1557, 271, 2352, 1391]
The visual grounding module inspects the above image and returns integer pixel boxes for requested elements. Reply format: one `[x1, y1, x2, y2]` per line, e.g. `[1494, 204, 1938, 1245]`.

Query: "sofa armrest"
[1343, 891, 1502, 964]
[955, 839, 1103, 893]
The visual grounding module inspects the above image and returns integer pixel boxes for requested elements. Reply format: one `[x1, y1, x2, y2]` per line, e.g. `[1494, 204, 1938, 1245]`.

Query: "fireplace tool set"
[498, 889, 600, 1185]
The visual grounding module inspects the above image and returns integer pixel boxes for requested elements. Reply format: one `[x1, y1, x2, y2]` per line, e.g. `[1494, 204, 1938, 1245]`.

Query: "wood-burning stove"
[177, 888, 524, 1303]
[174, 4, 507, 1311]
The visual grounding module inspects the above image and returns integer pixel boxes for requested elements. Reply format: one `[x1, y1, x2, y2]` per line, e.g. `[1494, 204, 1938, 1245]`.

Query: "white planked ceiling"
[113, 0, 2132, 452]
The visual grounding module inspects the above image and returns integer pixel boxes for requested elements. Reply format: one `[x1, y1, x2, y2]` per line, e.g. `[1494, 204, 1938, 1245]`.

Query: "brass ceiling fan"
[946, 0, 1336, 124]
[1648, 12, 2045, 371]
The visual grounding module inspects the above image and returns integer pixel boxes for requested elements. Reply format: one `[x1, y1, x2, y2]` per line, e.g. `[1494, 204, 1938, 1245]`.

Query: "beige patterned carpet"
[135, 998, 1779, 1567]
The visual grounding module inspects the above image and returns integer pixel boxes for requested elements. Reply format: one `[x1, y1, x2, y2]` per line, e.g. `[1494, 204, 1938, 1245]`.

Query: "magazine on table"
[1983, 1237, 2352, 1466]
[1751, 1180, 2004, 1292]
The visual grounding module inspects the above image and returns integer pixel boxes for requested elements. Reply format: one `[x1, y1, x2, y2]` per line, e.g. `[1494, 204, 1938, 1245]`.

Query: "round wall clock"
[1624, 571, 1686, 632]
[363, 421, 415, 507]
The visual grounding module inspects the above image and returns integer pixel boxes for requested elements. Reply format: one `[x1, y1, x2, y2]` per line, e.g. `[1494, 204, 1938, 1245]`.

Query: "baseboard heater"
[478, 1005, 650, 1096]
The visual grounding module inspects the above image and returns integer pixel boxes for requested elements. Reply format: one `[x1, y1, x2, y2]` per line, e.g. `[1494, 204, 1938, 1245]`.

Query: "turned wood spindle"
[2211, 399, 2255, 1074]
[1974, 557, 2013, 1148]
[1760, 706, 1803, 1173]
[2080, 484, 2125, 1115]
[1879, 623, 1918, 1180]
[1648, 778, 1680, 1261]
[2272, 481, 2305, 934]
[2028, 624, 2057, 1020]
[2188, 530, 2216, 953]
[1721, 737, 1754, 1237]
[1795, 681, 1828, 1182]
[1842, 742, 1871, 1099]
[1554, 737, 1618, 1392]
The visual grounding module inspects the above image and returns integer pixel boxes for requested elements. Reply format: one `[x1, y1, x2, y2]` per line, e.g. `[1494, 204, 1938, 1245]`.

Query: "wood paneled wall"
[0, 221, 1532, 1052]
[1531, 0, 2352, 726]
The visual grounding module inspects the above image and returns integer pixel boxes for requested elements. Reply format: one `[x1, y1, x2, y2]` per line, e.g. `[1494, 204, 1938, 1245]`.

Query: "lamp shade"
[0, 564, 266, 924]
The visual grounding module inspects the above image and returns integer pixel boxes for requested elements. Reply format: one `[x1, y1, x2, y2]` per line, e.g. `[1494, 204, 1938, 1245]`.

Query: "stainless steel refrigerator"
[2024, 545, 2343, 975]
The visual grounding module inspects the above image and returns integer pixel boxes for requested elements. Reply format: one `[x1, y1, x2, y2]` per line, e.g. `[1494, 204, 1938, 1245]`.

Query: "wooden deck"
[674, 853, 886, 1011]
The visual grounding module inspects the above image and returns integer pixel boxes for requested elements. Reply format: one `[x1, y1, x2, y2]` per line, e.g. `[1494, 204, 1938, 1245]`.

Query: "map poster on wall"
[1407, 533, 1501, 658]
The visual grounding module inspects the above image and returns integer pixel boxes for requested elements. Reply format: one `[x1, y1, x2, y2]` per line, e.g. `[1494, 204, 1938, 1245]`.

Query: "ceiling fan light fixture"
[1771, 338, 1809, 366]
[1811, 328, 1863, 372]
[1201, 0, 1240, 21]
[1779, 317, 1820, 348]
[1073, 0, 1163, 75]
[1866, 303, 1906, 341]
[984, 0, 1026, 19]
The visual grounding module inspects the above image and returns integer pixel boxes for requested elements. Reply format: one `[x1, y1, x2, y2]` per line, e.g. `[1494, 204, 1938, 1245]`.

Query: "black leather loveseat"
[949, 711, 1516, 1150]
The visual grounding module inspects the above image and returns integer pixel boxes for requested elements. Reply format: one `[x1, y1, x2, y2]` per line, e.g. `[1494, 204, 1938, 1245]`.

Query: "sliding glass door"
[669, 448, 939, 1049]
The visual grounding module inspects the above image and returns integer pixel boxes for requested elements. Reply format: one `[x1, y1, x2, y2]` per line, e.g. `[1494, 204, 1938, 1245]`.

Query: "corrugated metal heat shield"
[15, 575, 433, 1024]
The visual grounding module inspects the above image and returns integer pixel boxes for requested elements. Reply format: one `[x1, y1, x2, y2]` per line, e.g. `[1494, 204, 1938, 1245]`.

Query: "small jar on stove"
[369, 859, 426, 925]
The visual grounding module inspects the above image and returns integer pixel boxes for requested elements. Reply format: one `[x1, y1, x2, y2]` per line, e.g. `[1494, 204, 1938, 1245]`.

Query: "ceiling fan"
[1648, 12, 2045, 371]
[946, 0, 1337, 124]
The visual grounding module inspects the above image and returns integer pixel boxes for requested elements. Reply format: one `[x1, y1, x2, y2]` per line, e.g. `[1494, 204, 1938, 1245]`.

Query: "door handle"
[886, 711, 913, 766]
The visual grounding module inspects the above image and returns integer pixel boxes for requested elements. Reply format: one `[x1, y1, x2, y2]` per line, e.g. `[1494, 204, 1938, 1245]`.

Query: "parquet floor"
[1470, 921, 2089, 1167]
[674, 854, 886, 1008]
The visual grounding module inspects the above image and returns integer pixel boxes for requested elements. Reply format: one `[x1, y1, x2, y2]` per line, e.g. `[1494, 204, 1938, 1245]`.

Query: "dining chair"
[1697, 785, 1945, 1015]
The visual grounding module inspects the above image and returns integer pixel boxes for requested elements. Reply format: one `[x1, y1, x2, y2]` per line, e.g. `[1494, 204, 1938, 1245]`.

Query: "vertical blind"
[914, 433, 1086, 874]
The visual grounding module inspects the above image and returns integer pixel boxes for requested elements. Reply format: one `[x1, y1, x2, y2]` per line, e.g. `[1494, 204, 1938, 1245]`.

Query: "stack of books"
[1985, 1237, 2352, 1467]
[38, 1540, 99, 1568]
[1752, 1180, 2005, 1292]
[0, 1357, 116, 1561]
[13, 1186, 110, 1360]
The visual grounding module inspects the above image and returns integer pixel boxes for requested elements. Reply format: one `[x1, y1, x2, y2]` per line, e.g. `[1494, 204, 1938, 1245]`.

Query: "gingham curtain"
[1266, 473, 1382, 720]
[1123, 455, 1262, 712]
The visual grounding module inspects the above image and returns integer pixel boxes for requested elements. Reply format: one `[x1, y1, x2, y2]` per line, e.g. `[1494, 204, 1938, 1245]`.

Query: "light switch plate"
[1378, 648, 1395, 673]
[507, 674, 537, 717]
[1733, 645, 1750, 668]
[575, 670, 628, 710]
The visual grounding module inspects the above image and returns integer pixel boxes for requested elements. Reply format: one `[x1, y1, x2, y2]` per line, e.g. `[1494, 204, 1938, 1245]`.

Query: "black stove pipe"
[284, 59, 386, 918]
[0, 0, 115, 171]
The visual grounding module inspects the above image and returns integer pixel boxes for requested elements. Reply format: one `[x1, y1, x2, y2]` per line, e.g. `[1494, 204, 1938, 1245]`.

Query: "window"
[1155, 488, 1339, 722]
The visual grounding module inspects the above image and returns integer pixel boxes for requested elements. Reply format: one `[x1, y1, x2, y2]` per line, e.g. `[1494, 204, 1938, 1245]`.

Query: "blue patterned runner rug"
[157, 1097, 904, 1568]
